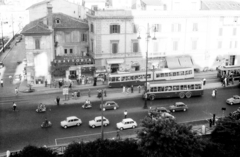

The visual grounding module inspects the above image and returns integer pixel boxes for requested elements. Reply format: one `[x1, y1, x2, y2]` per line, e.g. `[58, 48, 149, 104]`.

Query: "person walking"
[104, 88, 107, 97]
[15, 87, 19, 96]
[212, 89, 215, 97]
[203, 78, 206, 85]
[127, 87, 131, 93]
[116, 130, 120, 140]
[209, 119, 213, 128]
[122, 86, 125, 93]
[224, 77, 227, 87]
[131, 85, 134, 93]
[9, 75, 12, 83]
[124, 110, 128, 119]
[13, 102, 17, 111]
[56, 96, 60, 106]
[137, 85, 141, 93]
[1, 79, 3, 87]
[88, 89, 91, 97]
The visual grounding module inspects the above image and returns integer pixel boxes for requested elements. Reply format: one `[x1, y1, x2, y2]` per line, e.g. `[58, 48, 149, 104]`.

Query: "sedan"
[60, 116, 82, 129]
[226, 95, 240, 105]
[169, 102, 188, 112]
[89, 116, 110, 128]
[100, 101, 119, 111]
[116, 118, 137, 130]
[148, 106, 170, 116]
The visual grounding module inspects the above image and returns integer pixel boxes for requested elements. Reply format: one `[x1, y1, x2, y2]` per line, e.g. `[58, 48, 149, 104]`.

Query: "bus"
[217, 65, 240, 81]
[143, 79, 203, 100]
[108, 67, 194, 88]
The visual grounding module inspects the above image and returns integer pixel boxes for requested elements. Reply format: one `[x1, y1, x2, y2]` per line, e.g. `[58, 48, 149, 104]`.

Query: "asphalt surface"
[0, 87, 240, 152]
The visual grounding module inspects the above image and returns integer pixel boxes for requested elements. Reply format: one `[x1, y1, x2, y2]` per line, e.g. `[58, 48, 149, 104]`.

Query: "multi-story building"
[21, 4, 92, 84]
[87, 1, 240, 73]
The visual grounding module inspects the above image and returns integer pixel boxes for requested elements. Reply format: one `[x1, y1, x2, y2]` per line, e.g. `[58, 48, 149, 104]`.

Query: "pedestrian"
[1, 79, 3, 87]
[227, 76, 229, 86]
[6, 150, 10, 157]
[56, 96, 60, 106]
[122, 86, 125, 93]
[19, 74, 22, 81]
[15, 87, 18, 96]
[77, 90, 81, 97]
[124, 110, 128, 118]
[69, 82, 72, 89]
[104, 88, 107, 97]
[45, 80, 47, 87]
[58, 81, 61, 88]
[203, 78, 206, 85]
[137, 85, 141, 93]
[88, 89, 91, 97]
[231, 75, 234, 85]
[131, 85, 134, 93]
[116, 130, 120, 140]
[209, 119, 212, 128]
[9, 75, 12, 83]
[224, 77, 227, 87]
[127, 87, 131, 93]
[212, 89, 215, 97]
[13, 102, 17, 111]
[214, 89, 217, 97]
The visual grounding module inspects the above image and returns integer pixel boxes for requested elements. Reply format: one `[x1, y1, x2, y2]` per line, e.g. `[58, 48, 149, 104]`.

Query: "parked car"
[60, 116, 82, 129]
[148, 106, 170, 117]
[116, 118, 137, 130]
[169, 102, 188, 112]
[226, 95, 240, 105]
[0, 62, 4, 68]
[89, 116, 110, 128]
[100, 101, 119, 111]
[160, 112, 175, 120]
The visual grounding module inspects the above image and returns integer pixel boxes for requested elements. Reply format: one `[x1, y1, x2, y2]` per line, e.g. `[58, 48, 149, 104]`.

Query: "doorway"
[229, 55, 235, 65]
[69, 70, 77, 79]
[111, 64, 119, 73]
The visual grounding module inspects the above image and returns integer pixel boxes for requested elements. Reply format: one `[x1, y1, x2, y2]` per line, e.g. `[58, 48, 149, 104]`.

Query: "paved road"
[0, 87, 239, 152]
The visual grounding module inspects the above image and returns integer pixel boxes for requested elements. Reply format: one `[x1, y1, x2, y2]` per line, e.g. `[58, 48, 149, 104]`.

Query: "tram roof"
[218, 65, 240, 70]
[148, 79, 202, 85]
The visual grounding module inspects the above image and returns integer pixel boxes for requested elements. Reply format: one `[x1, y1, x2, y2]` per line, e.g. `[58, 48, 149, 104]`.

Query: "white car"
[60, 116, 82, 129]
[89, 116, 110, 128]
[116, 118, 137, 130]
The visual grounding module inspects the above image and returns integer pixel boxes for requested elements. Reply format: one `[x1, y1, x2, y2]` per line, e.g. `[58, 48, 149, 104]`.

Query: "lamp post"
[100, 89, 104, 140]
[0, 18, 4, 53]
[137, 23, 156, 109]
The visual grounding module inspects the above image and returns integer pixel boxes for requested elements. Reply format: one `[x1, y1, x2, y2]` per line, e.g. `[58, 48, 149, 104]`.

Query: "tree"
[137, 117, 205, 157]
[10, 145, 57, 157]
[64, 139, 142, 157]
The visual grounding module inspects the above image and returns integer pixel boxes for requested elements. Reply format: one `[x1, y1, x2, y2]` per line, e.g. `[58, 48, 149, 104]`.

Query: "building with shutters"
[87, 1, 240, 73]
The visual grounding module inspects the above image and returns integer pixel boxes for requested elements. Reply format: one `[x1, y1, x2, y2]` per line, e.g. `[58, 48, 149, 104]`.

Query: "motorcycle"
[82, 101, 92, 109]
[36, 104, 46, 113]
[41, 120, 52, 128]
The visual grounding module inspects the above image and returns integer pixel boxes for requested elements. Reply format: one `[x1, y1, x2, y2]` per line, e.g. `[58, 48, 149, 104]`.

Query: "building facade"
[87, 8, 240, 73]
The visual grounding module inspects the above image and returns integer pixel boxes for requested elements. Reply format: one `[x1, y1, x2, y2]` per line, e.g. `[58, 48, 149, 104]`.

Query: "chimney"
[47, 2, 53, 29]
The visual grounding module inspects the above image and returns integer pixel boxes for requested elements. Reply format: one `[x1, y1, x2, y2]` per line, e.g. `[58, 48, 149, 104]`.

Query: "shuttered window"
[112, 43, 118, 54]
[91, 24, 94, 33]
[132, 42, 139, 52]
[81, 34, 87, 42]
[35, 39, 40, 49]
[110, 25, 120, 34]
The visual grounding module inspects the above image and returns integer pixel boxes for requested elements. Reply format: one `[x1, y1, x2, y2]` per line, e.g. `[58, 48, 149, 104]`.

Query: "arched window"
[91, 23, 94, 33]
[55, 18, 61, 24]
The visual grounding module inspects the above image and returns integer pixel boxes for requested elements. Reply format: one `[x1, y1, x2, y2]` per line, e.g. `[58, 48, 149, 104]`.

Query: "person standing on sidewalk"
[88, 89, 91, 97]
[137, 85, 141, 93]
[104, 88, 107, 97]
[56, 96, 60, 106]
[127, 87, 131, 93]
[131, 85, 134, 93]
[122, 86, 125, 93]
[13, 102, 17, 111]
[203, 78, 206, 85]
[1, 79, 3, 87]
[124, 110, 128, 119]
[15, 87, 19, 96]
[212, 89, 215, 97]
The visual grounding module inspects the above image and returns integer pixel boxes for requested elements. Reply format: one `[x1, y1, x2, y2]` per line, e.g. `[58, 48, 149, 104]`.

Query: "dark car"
[100, 101, 119, 111]
[148, 106, 170, 117]
[169, 102, 188, 112]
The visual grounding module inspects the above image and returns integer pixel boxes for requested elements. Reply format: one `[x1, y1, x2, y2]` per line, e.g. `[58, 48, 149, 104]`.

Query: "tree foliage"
[10, 145, 57, 157]
[64, 138, 142, 157]
[137, 117, 205, 157]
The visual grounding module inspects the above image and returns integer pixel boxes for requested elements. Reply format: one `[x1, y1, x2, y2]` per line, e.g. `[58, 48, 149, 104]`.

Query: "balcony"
[94, 52, 142, 59]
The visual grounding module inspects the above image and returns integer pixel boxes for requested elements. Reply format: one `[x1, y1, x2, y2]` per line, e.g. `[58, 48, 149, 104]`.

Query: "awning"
[107, 59, 124, 64]
[166, 57, 181, 68]
[179, 56, 194, 67]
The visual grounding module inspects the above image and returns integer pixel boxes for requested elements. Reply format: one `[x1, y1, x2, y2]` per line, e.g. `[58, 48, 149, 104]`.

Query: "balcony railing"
[94, 52, 142, 58]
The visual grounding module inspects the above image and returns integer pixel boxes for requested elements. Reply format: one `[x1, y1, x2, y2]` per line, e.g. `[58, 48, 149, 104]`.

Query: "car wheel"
[64, 125, 68, 129]
[92, 125, 95, 128]
[132, 125, 136, 129]
[114, 107, 117, 110]
[179, 92, 185, 99]
[103, 108, 106, 111]
[172, 110, 175, 112]
[183, 109, 186, 112]
[120, 127, 123, 130]
[104, 123, 108, 127]
[77, 123, 80, 126]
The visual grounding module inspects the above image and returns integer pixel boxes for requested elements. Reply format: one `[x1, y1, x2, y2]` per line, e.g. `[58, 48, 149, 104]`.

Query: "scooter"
[82, 101, 92, 109]
[36, 104, 46, 113]
[41, 120, 52, 128]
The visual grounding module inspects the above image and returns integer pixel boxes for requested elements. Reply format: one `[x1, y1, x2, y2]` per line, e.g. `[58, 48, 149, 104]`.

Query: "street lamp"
[137, 23, 156, 109]
[99, 89, 104, 140]
[0, 18, 4, 53]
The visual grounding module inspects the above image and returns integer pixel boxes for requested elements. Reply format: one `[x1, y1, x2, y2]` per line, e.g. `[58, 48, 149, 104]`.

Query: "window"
[233, 28, 237, 36]
[91, 39, 94, 52]
[235, 41, 238, 48]
[55, 18, 60, 24]
[132, 40, 139, 53]
[172, 23, 181, 32]
[81, 33, 87, 42]
[35, 38, 40, 49]
[218, 41, 222, 49]
[64, 49, 67, 54]
[110, 25, 120, 34]
[219, 28, 223, 36]
[173, 41, 178, 51]
[193, 23, 198, 31]
[92, 5, 98, 11]
[111, 40, 119, 54]
[133, 24, 137, 33]
[192, 40, 197, 50]
[154, 24, 161, 32]
[70, 49, 73, 54]
[90, 23, 94, 33]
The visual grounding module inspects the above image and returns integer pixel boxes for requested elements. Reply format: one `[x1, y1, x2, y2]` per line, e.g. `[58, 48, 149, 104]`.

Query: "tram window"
[150, 87, 154, 92]
[188, 84, 194, 89]
[173, 85, 179, 91]
[165, 73, 169, 77]
[173, 72, 176, 76]
[156, 73, 160, 78]
[134, 75, 138, 80]
[130, 76, 134, 80]
[195, 84, 201, 89]
[180, 85, 187, 90]
[112, 77, 116, 82]
[153, 87, 157, 92]
[161, 73, 164, 77]
[147, 74, 151, 78]
[168, 86, 172, 91]
[185, 71, 189, 75]
[109, 77, 112, 81]
[180, 71, 184, 75]
[121, 77, 125, 81]
[116, 77, 120, 81]
[169, 73, 173, 76]
[189, 70, 192, 74]
[164, 86, 168, 91]
[157, 87, 161, 91]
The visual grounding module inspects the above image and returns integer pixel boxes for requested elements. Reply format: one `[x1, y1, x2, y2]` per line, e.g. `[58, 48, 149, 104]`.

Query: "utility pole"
[11, 14, 14, 38]
[100, 89, 104, 140]
[0, 14, 4, 53]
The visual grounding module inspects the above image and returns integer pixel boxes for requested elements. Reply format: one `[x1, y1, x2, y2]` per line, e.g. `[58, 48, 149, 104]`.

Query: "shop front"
[106, 59, 124, 73]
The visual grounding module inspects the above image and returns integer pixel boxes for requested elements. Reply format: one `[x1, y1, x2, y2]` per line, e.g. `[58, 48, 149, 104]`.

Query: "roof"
[95, 116, 106, 120]
[122, 118, 134, 122]
[141, 0, 162, 6]
[67, 116, 78, 120]
[202, 1, 240, 10]
[22, 13, 88, 34]
[27, 0, 54, 10]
